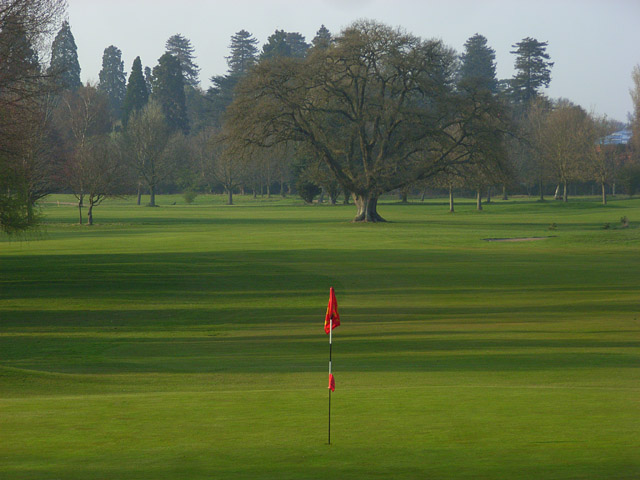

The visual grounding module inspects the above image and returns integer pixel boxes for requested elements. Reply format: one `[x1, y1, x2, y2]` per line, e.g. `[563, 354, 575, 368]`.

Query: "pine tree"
[208, 29, 259, 127]
[121, 56, 148, 126]
[152, 52, 189, 134]
[226, 29, 259, 77]
[261, 30, 309, 60]
[510, 37, 554, 105]
[311, 25, 332, 50]
[460, 34, 497, 93]
[48, 20, 81, 90]
[144, 66, 153, 95]
[98, 45, 126, 120]
[165, 33, 200, 87]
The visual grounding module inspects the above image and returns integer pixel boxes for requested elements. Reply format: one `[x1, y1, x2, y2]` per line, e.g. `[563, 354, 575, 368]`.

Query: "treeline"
[2, 1, 640, 229]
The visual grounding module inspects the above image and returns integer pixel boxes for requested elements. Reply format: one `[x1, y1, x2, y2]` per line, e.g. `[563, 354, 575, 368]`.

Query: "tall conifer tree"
[510, 37, 554, 105]
[121, 56, 148, 126]
[165, 33, 200, 87]
[460, 33, 497, 93]
[311, 25, 332, 50]
[98, 45, 126, 120]
[208, 29, 259, 127]
[48, 20, 81, 90]
[152, 52, 189, 134]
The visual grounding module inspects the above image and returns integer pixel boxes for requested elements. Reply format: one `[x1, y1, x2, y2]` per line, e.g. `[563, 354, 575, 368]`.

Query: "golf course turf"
[1, 195, 639, 479]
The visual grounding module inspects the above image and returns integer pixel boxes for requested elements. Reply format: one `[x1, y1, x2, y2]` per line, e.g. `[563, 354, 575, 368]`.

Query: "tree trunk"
[612, 182, 616, 196]
[400, 190, 408, 204]
[87, 203, 94, 226]
[502, 184, 508, 201]
[149, 185, 156, 207]
[353, 193, 385, 222]
[318, 188, 324, 204]
[476, 189, 482, 211]
[601, 182, 607, 205]
[343, 187, 350, 205]
[280, 178, 286, 198]
[554, 184, 561, 200]
[78, 200, 83, 225]
[421, 188, 427, 202]
[449, 185, 454, 213]
[563, 181, 568, 203]
[486, 187, 492, 204]
[539, 178, 545, 201]
[137, 183, 142, 206]
[227, 188, 233, 206]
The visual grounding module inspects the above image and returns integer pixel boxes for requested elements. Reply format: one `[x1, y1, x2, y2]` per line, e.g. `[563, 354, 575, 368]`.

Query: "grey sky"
[68, 0, 640, 122]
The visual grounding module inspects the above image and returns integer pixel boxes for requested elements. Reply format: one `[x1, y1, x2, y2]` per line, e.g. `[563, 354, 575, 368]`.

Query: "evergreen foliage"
[152, 52, 189, 134]
[460, 33, 497, 93]
[48, 20, 81, 90]
[510, 37, 554, 105]
[311, 25, 332, 50]
[165, 33, 200, 87]
[121, 56, 148, 126]
[226, 29, 259, 77]
[261, 30, 309, 60]
[98, 45, 126, 120]
[208, 29, 259, 127]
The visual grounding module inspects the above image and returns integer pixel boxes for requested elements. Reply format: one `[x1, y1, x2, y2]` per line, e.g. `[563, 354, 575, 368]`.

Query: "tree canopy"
[165, 33, 200, 87]
[121, 56, 148, 125]
[152, 52, 189, 134]
[48, 20, 82, 91]
[510, 37, 554, 105]
[98, 45, 126, 120]
[226, 20, 508, 221]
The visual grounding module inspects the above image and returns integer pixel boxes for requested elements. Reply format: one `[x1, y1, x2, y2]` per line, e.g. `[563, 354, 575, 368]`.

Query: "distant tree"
[48, 20, 81, 90]
[542, 100, 593, 202]
[227, 20, 509, 222]
[121, 56, 148, 126]
[98, 45, 126, 120]
[144, 66, 153, 94]
[510, 37, 553, 105]
[165, 33, 200, 87]
[285, 32, 310, 58]
[151, 53, 189, 134]
[520, 96, 553, 199]
[64, 134, 127, 225]
[311, 25, 332, 50]
[55, 85, 112, 222]
[208, 29, 259, 127]
[124, 101, 173, 207]
[261, 30, 309, 60]
[226, 29, 259, 77]
[589, 116, 620, 205]
[460, 33, 497, 93]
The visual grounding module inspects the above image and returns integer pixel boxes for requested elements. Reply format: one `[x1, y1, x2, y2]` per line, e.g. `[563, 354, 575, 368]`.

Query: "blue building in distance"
[601, 129, 632, 145]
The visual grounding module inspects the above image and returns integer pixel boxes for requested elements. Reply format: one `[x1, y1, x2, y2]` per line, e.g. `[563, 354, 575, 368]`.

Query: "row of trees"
[2, 1, 639, 230]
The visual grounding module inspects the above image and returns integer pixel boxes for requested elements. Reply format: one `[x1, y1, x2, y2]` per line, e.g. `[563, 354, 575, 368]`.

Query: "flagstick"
[328, 317, 332, 445]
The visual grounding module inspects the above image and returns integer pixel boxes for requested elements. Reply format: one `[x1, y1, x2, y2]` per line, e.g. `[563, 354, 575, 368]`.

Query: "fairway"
[1, 195, 639, 479]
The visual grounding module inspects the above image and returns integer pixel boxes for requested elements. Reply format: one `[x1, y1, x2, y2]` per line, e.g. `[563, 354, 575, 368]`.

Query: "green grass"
[1, 194, 639, 479]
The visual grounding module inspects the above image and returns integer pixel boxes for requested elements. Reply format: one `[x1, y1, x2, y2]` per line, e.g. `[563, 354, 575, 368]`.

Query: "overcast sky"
[67, 0, 639, 122]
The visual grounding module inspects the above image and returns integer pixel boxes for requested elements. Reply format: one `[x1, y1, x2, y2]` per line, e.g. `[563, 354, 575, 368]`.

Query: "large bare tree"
[0, 0, 66, 232]
[226, 20, 507, 222]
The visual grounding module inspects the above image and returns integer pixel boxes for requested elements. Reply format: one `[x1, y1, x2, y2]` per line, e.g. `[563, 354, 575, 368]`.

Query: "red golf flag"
[324, 287, 340, 334]
[328, 373, 335, 392]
